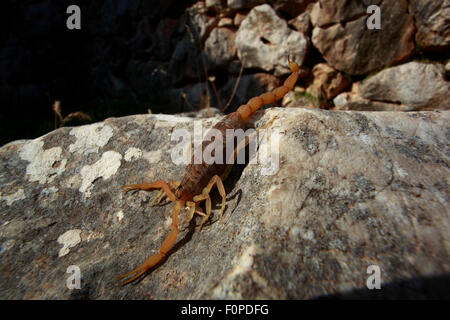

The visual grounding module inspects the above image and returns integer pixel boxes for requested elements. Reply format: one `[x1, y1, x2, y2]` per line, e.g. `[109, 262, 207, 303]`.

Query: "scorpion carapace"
[117, 58, 300, 285]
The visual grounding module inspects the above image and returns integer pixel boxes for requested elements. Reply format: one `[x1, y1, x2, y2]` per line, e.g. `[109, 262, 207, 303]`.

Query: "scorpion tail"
[236, 58, 300, 121]
[117, 253, 165, 285]
[120, 180, 179, 202]
[117, 201, 183, 285]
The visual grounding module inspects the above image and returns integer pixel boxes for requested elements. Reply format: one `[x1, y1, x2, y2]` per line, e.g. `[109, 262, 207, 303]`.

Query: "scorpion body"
[118, 59, 300, 285]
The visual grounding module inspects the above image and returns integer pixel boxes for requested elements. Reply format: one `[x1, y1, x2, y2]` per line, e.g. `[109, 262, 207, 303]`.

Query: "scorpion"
[117, 58, 300, 285]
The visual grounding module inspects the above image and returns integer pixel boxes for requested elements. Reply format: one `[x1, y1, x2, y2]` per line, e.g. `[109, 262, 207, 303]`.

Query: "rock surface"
[235, 4, 309, 76]
[311, 0, 415, 75]
[334, 62, 450, 111]
[289, 10, 312, 35]
[0, 108, 449, 299]
[310, 0, 380, 27]
[410, 0, 450, 51]
[333, 92, 412, 112]
[307, 63, 350, 100]
[204, 27, 237, 70]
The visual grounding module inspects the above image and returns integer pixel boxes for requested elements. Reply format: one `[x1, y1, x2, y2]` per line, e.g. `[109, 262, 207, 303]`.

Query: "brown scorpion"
[117, 58, 300, 285]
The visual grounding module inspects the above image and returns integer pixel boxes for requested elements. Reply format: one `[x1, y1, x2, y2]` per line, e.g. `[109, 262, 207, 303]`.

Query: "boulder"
[288, 11, 311, 35]
[204, 27, 237, 70]
[235, 4, 309, 75]
[410, 0, 450, 51]
[333, 92, 411, 112]
[359, 62, 450, 110]
[307, 63, 350, 101]
[311, 0, 415, 75]
[233, 13, 247, 27]
[334, 62, 450, 111]
[310, 0, 381, 27]
[218, 17, 234, 27]
[0, 108, 449, 299]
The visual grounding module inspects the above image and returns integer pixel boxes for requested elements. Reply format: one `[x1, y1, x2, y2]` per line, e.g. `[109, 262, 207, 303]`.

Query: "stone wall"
[1, 0, 449, 145]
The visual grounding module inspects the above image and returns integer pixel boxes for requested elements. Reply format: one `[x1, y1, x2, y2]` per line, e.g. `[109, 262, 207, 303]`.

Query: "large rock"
[310, 0, 381, 27]
[288, 11, 312, 35]
[0, 109, 449, 299]
[410, 0, 450, 51]
[311, 0, 415, 75]
[333, 92, 412, 112]
[204, 27, 237, 70]
[307, 63, 350, 101]
[359, 62, 450, 110]
[235, 4, 309, 75]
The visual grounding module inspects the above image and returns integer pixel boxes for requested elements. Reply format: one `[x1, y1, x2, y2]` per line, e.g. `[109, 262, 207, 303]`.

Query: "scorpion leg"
[186, 201, 196, 223]
[181, 201, 206, 230]
[150, 181, 180, 206]
[150, 190, 166, 206]
[121, 180, 179, 202]
[186, 201, 206, 221]
[197, 196, 212, 231]
[193, 175, 227, 229]
[117, 200, 183, 285]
